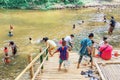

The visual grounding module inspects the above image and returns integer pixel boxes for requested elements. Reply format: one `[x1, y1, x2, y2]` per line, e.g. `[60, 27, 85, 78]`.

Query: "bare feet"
[41, 69, 43, 73]
[58, 68, 61, 71]
[77, 64, 80, 69]
[90, 66, 93, 69]
[83, 64, 87, 66]
[64, 69, 68, 72]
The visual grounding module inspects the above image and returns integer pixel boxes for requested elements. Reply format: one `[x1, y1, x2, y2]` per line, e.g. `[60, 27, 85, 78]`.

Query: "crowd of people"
[1, 14, 117, 74]
[41, 32, 114, 71]
[3, 41, 17, 64]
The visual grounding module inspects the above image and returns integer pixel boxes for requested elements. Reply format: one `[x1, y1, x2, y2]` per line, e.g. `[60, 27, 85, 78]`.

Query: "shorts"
[49, 46, 56, 51]
[109, 26, 114, 33]
[59, 58, 64, 64]
[13, 49, 17, 55]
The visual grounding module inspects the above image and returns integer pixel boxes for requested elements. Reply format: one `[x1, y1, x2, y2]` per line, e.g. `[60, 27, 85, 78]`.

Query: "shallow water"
[0, 8, 97, 79]
[0, 7, 120, 79]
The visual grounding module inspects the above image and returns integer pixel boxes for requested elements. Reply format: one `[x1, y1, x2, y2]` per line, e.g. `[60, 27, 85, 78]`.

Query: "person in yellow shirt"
[42, 37, 57, 56]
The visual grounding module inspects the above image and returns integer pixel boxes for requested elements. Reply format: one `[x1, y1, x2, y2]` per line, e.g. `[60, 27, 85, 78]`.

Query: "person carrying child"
[52, 41, 69, 71]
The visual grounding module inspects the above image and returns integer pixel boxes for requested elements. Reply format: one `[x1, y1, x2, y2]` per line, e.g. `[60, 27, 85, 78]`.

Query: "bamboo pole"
[28, 54, 34, 79]
[94, 62, 106, 80]
[97, 61, 120, 64]
[92, 47, 95, 56]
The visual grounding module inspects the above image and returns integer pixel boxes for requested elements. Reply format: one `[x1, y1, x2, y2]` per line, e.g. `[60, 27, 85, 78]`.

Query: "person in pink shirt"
[99, 41, 113, 60]
[58, 38, 64, 46]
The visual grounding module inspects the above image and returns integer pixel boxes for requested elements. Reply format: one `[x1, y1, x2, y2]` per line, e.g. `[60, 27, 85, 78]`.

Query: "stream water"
[0, 7, 120, 79]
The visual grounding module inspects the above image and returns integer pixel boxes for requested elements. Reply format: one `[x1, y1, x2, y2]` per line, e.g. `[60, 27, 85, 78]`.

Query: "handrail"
[32, 53, 48, 80]
[15, 47, 48, 80]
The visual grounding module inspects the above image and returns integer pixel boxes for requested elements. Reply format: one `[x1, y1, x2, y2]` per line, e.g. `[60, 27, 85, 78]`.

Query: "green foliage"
[0, 0, 84, 9]
[101, 0, 113, 1]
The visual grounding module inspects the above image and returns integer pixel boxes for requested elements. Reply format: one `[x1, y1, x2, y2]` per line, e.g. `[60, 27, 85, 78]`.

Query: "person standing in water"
[108, 16, 116, 35]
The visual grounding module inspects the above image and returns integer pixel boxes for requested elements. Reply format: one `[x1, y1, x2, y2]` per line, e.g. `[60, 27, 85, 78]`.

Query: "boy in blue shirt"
[52, 41, 69, 71]
[77, 33, 94, 69]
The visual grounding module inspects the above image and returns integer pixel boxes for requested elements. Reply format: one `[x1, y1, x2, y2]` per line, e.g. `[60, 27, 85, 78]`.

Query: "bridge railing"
[15, 47, 49, 80]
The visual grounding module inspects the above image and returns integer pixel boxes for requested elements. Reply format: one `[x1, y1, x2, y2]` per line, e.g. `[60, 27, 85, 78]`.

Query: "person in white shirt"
[64, 34, 74, 51]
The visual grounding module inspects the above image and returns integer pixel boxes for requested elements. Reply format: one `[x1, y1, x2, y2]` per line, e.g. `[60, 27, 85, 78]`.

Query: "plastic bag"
[63, 60, 70, 69]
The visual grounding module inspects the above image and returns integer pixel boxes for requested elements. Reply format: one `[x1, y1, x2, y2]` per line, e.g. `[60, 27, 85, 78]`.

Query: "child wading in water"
[4, 47, 8, 55]
[3, 47, 11, 64]
[52, 41, 69, 72]
[4, 53, 11, 64]
[10, 25, 13, 32]
[8, 31, 13, 37]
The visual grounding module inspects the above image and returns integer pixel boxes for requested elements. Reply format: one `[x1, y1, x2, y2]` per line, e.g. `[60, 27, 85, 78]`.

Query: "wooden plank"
[38, 52, 90, 80]
[96, 62, 120, 80]
[39, 79, 83, 80]
[97, 61, 120, 64]
[99, 65, 108, 80]
[117, 64, 120, 80]
[94, 62, 106, 80]
[106, 65, 112, 80]
[113, 64, 120, 79]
